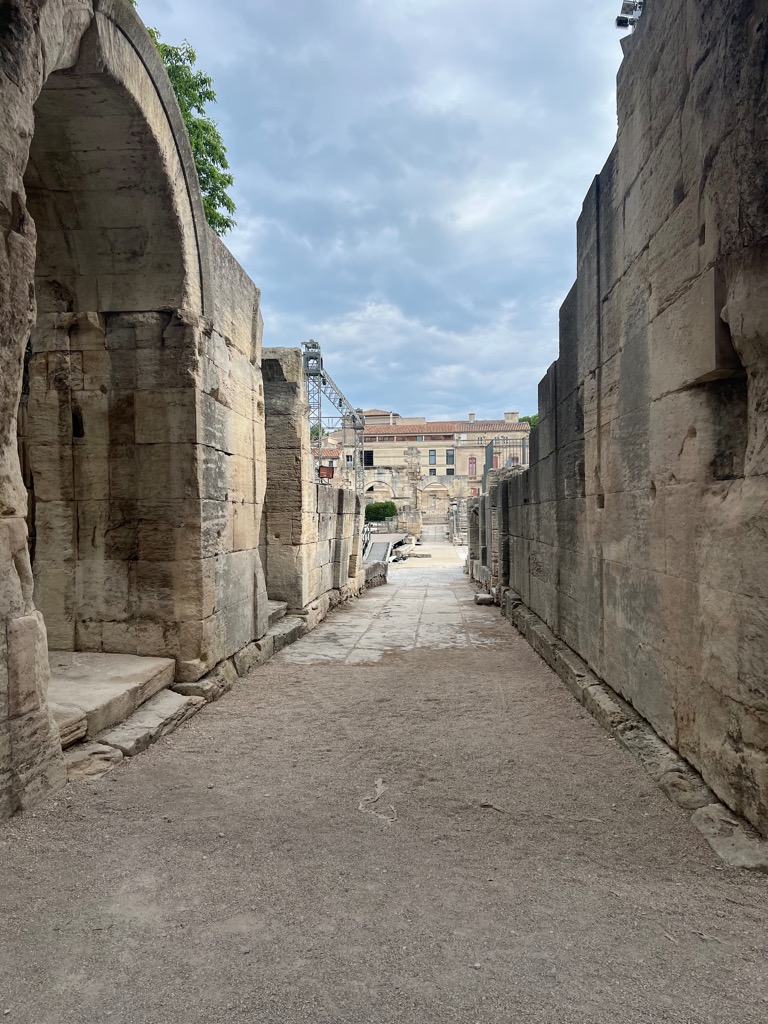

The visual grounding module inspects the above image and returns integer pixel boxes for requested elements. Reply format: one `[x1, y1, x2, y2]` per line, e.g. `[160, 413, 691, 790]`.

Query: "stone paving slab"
[48, 652, 176, 737]
[266, 599, 288, 627]
[279, 546, 506, 667]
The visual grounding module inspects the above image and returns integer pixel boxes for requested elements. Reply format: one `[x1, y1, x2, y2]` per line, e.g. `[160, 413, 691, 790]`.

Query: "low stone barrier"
[365, 561, 388, 588]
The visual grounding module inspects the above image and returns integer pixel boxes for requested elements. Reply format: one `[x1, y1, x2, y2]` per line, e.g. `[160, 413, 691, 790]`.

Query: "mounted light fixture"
[616, 0, 643, 29]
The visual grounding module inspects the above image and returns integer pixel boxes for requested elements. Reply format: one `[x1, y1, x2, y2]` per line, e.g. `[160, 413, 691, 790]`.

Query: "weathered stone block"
[65, 741, 123, 781]
[7, 613, 48, 718]
[9, 709, 66, 809]
[134, 389, 197, 444]
[98, 690, 204, 756]
[173, 659, 236, 702]
[49, 701, 88, 748]
[27, 442, 74, 502]
[233, 634, 275, 675]
[270, 615, 307, 653]
[649, 268, 741, 401]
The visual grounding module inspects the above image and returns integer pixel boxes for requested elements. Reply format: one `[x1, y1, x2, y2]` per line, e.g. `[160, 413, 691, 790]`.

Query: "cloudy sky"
[138, 0, 626, 420]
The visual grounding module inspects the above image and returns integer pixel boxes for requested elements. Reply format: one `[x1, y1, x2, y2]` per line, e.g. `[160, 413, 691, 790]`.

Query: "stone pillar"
[347, 494, 365, 584]
[0, 520, 66, 817]
[487, 473, 500, 590]
[497, 474, 511, 589]
[467, 499, 480, 562]
[262, 348, 318, 610]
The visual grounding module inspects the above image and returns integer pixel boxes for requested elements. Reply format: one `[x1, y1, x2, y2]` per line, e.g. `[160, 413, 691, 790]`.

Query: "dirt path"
[1, 545, 766, 1023]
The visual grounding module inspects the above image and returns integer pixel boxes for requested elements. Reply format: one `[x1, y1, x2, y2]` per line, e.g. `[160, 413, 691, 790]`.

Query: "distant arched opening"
[365, 481, 394, 504]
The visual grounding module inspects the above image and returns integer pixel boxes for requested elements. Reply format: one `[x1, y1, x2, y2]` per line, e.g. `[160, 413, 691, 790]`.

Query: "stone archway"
[365, 481, 394, 504]
[0, 0, 218, 814]
[420, 482, 450, 516]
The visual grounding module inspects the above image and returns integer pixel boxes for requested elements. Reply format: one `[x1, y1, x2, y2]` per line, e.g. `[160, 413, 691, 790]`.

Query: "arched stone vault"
[0, 0, 263, 815]
[366, 481, 394, 500]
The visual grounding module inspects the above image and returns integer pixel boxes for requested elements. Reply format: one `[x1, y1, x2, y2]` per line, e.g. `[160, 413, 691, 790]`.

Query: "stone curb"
[498, 588, 768, 872]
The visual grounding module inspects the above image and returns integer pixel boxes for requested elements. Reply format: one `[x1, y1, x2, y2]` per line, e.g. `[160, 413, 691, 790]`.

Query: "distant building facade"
[332, 410, 530, 517]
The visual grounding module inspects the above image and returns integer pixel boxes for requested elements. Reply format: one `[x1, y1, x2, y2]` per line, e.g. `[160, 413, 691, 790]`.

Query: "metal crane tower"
[301, 340, 366, 494]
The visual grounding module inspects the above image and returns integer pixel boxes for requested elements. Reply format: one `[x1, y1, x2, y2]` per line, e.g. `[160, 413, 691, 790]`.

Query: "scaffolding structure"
[301, 340, 366, 493]
[481, 435, 530, 491]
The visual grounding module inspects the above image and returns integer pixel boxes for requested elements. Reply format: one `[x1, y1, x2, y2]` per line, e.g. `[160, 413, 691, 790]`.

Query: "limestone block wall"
[484, 0, 768, 835]
[311, 484, 361, 599]
[467, 499, 480, 564]
[262, 348, 364, 613]
[20, 249, 267, 685]
[177, 235, 269, 681]
[262, 348, 318, 610]
[0, 0, 270, 814]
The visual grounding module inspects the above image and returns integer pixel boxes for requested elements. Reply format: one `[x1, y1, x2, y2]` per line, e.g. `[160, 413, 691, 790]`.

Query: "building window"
[446, 468, 454, 476]
[468, 456, 477, 477]
[429, 468, 436, 476]
[446, 448, 455, 465]
[346, 454, 353, 465]
[364, 450, 374, 467]
[429, 450, 436, 465]
[416, 435, 424, 441]
[493, 455, 499, 469]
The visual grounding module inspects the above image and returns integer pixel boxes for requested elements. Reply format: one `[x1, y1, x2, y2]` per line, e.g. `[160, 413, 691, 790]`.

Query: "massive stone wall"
[0, 1, 363, 817]
[262, 348, 365, 624]
[475, 0, 768, 835]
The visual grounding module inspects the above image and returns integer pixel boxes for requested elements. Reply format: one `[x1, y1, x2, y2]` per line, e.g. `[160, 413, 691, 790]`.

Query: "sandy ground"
[1, 544, 766, 1024]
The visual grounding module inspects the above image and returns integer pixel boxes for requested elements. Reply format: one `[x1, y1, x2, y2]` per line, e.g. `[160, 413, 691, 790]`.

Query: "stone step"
[172, 661, 236, 703]
[48, 652, 175, 738]
[269, 615, 307, 653]
[97, 689, 205, 757]
[267, 599, 289, 627]
[49, 701, 88, 749]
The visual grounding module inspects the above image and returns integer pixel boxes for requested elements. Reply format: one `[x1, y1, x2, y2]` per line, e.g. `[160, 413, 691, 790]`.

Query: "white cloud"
[137, 0, 625, 416]
[262, 295, 559, 419]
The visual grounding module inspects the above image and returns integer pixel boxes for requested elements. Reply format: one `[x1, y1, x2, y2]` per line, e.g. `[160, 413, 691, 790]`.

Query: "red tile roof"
[363, 419, 530, 438]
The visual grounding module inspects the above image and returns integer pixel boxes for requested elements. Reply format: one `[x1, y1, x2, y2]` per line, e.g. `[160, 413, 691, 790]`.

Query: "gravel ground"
[1, 549, 766, 1024]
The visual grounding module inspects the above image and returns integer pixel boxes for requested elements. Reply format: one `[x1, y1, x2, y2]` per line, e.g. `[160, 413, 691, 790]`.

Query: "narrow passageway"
[1, 543, 767, 1023]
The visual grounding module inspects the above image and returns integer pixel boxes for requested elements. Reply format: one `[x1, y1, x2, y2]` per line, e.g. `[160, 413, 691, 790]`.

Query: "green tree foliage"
[129, 3, 235, 235]
[365, 501, 398, 523]
[520, 414, 539, 429]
